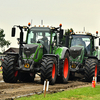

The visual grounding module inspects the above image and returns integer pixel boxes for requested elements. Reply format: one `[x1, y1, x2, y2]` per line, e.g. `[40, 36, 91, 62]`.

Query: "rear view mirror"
[11, 27, 16, 37]
[59, 29, 63, 39]
[99, 38, 100, 45]
[59, 29, 63, 44]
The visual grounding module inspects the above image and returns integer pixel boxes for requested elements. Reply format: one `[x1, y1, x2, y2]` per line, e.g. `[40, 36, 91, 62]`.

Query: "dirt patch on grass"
[0, 73, 99, 100]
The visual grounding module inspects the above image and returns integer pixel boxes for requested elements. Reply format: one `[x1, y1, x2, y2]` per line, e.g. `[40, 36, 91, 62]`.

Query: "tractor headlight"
[71, 63, 76, 68]
[30, 53, 35, 58]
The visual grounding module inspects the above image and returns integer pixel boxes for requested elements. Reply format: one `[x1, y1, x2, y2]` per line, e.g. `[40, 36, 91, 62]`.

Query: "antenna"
[31, 19, 32, 26]
[83, 27, 85, 31]
[41, 20, 43, 25]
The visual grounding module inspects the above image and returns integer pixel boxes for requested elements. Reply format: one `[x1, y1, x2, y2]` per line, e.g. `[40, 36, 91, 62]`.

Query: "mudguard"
[6, 52, 19, 58]
[55, 47, 69, 59]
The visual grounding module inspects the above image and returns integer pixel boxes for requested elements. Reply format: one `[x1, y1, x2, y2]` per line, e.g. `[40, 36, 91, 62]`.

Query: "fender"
[87, 55, 98, 60]
[6, 52, 19, 56]
[6, 52, 19, 60]
[55, 47, 69, 59]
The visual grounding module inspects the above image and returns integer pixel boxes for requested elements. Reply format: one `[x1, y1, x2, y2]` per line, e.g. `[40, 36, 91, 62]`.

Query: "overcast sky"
[0, 0, 100, 51]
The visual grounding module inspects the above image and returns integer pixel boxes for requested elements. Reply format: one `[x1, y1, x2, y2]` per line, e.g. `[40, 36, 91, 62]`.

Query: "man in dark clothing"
[41, 32, 48, 53]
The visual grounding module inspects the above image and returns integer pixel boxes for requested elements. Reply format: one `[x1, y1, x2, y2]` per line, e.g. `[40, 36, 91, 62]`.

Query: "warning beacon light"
[96, 31, 98, 36]
[59, 23, 62, 27]
[70, 30, 72, 33]
[28, 22, 31, 26]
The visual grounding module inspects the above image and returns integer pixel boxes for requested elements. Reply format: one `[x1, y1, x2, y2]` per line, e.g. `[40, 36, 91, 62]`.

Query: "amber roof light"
[96, 31, 98, 34]
[28, 22, 31, 26]
[59, 24, 62, 27]
[70, 30, 72, 32]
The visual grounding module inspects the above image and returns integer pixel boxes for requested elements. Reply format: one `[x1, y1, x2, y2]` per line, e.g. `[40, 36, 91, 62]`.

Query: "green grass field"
[15, 85, 100, 100]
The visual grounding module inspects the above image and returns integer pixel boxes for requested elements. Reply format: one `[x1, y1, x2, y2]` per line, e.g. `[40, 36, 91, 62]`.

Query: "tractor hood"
[22, 43, 43, 61]
[23, 44, 38, 58]
[70, 46, 83, 59]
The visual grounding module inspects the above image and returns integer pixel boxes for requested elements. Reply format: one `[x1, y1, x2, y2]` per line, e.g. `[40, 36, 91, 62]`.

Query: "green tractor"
[2, 24, 70, 84]
[63, 31, 100, 81]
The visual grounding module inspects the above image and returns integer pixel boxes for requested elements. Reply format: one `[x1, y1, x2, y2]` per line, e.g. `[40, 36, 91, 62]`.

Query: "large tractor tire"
[2, 56, 18, 83]
[57, 51, 70, 83]
[40, 57, 47, 84]
[46, 57, 57, 85]
[84, 58, 98, 82]
[18, 72, 35, 82]
[40, 57, 57, 85]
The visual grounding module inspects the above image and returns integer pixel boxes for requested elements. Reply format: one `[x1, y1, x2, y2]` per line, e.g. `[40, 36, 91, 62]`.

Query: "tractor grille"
[23, 44, 38, 58]
[70, 47, 82, 59]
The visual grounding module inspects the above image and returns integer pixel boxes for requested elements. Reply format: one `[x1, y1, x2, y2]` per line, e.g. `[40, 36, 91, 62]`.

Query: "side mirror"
[99, 38, 100, 45]
[11, 27, 16, 37]
[59, 29, 63, 43]
[59, 29, 63, 39]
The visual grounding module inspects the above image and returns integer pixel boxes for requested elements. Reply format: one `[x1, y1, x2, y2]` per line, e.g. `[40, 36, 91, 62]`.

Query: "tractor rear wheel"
[58, 51, 70, 83]
[2, 56, 18, 83]
[84, 58, 98, 82]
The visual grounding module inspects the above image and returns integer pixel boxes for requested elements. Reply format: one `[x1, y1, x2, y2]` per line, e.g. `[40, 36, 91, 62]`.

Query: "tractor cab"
[26, 25, 63, 55]
[26, 27, 51, 54]
[70, 34, 92, 56]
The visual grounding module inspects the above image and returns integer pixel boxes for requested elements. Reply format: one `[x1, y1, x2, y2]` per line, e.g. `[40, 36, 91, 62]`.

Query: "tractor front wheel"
[46, 57, 57, 85]
[40, 57, 47, 84]
[40, 57, 57, 85]
[84, 59, 98, 82]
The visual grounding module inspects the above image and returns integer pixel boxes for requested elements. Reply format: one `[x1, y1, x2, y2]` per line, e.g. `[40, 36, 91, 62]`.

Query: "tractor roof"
[70, 31, 93, 36]
[70, 32, 99, 39]
[30, 27, 50, 32]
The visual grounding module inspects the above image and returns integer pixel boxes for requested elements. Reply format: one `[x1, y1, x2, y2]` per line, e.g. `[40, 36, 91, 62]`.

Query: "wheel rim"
[52, 64, 55, 79]
[63, 58, 68, 78]
[95, 65, 97, 77]
[14, 71, 18, 77]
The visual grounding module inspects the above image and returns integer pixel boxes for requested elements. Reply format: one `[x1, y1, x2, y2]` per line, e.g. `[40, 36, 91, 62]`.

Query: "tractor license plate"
[24, 63, 30, 68]
[71, 64, 76, 68]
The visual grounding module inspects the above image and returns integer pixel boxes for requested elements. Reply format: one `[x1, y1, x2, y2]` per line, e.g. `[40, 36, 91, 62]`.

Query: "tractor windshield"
[71, 35, 91, 54]
[27, 30, 50, 53]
